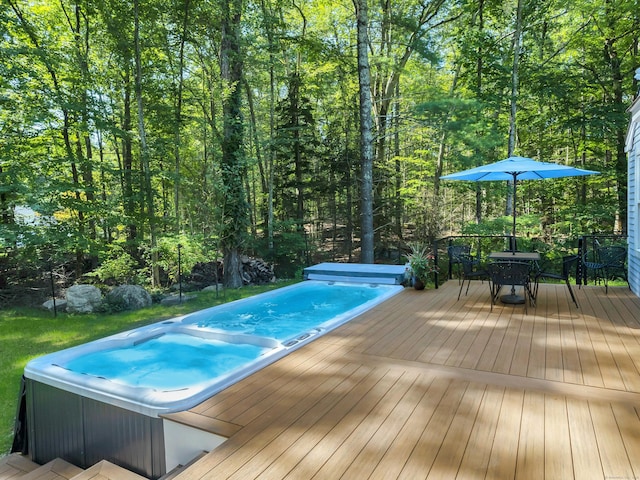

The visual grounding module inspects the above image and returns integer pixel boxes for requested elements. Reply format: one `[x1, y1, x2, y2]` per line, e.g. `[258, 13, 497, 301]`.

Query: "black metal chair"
[457, 254, 488, 300]
[487, 261, 535, 313]
[534, 255, 579, 308]
[582, 246, 628, 294]
[600, 246, 628, 288]
[448, 244, 471, 283]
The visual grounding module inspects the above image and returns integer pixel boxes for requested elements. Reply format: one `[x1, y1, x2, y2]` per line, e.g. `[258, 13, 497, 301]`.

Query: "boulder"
[106, 285, 152, 311]
[160, 294, 194, 306]
[66, 285, 102, 314]
[41, 299, 67, 313]
[201, 284, 223, 293]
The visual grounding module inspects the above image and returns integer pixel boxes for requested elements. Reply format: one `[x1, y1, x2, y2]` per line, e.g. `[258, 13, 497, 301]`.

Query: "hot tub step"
[69, 460, 146, 480]
[162, 410, 242, 437]
[158, 451, 208, 480]
[19, 458, 82, 479]
[0, 456, 147, 480]
[0, 453, 39, 478]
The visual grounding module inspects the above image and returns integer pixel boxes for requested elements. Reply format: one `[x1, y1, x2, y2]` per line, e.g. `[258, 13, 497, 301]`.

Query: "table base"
[500, 294, 525, 304]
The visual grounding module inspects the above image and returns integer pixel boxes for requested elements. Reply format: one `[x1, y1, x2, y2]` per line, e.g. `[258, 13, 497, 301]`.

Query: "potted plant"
[405, 242, 437, 290]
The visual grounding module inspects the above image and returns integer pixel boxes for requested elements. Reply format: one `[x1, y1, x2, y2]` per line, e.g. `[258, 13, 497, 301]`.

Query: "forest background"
[0, 0, 638, 296]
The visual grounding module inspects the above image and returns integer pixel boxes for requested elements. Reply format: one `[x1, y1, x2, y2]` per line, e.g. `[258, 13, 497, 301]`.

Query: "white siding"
[627, 100, 640, 297]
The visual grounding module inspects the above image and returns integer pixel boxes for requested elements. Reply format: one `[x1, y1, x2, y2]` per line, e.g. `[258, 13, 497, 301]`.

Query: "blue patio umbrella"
[440, 156, 599, 245]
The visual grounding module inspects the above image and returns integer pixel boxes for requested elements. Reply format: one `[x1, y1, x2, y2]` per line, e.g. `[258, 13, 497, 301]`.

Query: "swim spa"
[22, 275, 404, 478]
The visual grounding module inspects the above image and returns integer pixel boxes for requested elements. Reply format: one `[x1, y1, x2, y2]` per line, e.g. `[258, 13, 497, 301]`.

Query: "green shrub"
[88, 245, 140, 284]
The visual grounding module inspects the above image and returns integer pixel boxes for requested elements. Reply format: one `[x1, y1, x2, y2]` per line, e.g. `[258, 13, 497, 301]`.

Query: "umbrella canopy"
[440, 156, 599, 245]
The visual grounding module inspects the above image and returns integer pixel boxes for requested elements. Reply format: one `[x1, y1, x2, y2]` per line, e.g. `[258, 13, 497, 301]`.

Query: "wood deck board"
[172, 282, 640, 480]
[589, 401, 636, 479]
[566, 397, 604, 480]
[581, 289, 629, 391]
[544, 395, 573, 479]
[426, 382, 486, 479]
[456, 386, 504, 478]
[367, 376, 449, 480]
[484, 388, 524, 479]
[544, 292, 565, 382]
[515, 391, 545, 480]
[287, 370, 420, 480]
[278, 366, 400, 479]
[396, 380, 470, 479]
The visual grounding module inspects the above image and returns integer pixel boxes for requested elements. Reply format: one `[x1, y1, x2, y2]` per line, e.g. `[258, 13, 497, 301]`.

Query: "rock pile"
[187, 257, 275, 287]
[239, 256, 275, 285]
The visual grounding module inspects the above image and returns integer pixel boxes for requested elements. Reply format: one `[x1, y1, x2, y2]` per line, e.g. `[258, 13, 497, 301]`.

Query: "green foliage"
[87, 245, 140, 285]
[405, 241, 438, 283]
[462, 217, 513, 237]
[152, 234, 212, 285]
[252, 220, 309, 278]
[0, 0, 634, 280]
[96, 294, 128, 314]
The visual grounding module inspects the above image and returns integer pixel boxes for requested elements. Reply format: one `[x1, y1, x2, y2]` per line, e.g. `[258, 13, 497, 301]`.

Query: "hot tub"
[22, 278, 404, 478]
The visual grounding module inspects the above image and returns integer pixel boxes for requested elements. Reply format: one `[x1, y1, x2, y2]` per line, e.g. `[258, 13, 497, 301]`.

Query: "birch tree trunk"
[134, 0, 160, 286]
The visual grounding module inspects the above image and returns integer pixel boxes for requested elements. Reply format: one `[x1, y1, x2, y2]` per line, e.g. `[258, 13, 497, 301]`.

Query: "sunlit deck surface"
[167, 280, 640, 480]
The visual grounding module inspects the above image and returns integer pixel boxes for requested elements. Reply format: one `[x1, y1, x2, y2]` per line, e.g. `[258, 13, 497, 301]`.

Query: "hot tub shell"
[21, 277, 404, 478]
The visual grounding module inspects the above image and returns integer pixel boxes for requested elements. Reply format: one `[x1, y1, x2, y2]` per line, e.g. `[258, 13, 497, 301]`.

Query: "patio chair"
[581, 246, 628, 294]
[487, 261, 535, 313]
[457, 254, 488, 300]
[600, 246, 629, 287]
[534, 255, 579, 308]
[448, 244, 471, 282]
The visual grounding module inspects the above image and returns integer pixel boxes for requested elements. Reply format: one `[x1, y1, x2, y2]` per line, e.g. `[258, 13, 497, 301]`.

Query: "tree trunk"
[506, 0, 524, 218]
[258, 0, 277, 252]
[355, 0, 374, 264]
[0, 165, 13, 225]
[605, 33, 627, 234]
[134, 0, 160, 286]
[122, 71, 138, 245]
[393, 82, 402, 243]
[475, 0, 485, 225]
[174, 0, 190, 230]
[434, 65, 460, 197]
[8, 0, 88, 277]
[220, 0, 247, 288]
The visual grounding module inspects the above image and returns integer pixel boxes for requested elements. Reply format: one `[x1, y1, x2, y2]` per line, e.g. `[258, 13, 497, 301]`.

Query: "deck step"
[0, 454, 39, 479]
[20, 458, 83, 480]
[0, 455, 150, 480]
[162, 410, 242, 437]
[69, 460, 146, 480]
[159, 451, 208, 480]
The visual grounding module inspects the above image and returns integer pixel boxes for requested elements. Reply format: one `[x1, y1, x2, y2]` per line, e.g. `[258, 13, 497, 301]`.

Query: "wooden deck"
[167, 281, 640, 480]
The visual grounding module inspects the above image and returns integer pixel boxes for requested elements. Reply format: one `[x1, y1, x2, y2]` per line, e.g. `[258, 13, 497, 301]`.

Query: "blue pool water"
[26, 279, 404, 416]
[187, 281, 387, 340]
[62, 333, 269, 390]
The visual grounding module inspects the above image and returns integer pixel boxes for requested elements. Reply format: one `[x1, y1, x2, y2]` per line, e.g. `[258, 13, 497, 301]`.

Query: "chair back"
[561, 255, 579, 279]
[448, 245, 471, 263]
[488, 261, 531, 287]
[459, 254, 479, 275]
[597, 246, 626, 268]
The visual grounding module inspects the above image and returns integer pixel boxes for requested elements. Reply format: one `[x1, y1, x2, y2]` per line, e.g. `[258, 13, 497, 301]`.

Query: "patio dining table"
[488, 251, 541, 262]
[488, 251, 541, 304]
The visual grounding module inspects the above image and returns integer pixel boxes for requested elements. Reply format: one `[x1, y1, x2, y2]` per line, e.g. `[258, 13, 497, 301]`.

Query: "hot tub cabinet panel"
[27, 379, 166, 479]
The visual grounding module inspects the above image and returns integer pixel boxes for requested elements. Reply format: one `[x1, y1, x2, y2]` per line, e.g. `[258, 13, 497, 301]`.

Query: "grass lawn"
[0, 280, 298, 456]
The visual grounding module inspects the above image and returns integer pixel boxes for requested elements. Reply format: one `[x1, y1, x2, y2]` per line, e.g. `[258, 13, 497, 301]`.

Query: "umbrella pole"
[512, 173, 517, 252]
[501, 172, 526, 303]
